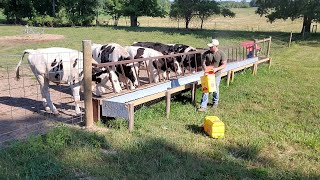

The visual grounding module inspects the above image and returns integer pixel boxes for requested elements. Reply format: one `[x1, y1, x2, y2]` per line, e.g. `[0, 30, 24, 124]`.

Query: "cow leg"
[37, 75, 58, 114]
[70, 84, 82, 114]
[109, 70, 122, 93]
[132, 65, 139, 87]
[162, 71, 167, 80]
[149, 60, 159, 83]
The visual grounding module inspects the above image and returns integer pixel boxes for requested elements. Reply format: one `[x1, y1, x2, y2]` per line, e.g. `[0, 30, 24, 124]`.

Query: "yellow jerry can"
[201, 74, 216, 93]
[203, 116, 225, 138]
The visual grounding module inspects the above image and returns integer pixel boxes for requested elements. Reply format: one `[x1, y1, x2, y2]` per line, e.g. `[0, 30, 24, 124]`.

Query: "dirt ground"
[0, 34, 65, 44]
[0, 66, 85, 146]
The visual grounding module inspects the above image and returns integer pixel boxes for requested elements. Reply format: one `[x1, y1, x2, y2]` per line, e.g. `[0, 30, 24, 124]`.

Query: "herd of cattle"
[14, 42, 208, 115]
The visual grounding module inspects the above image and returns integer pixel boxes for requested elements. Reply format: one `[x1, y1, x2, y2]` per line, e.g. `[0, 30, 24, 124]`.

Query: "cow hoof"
[52, 110, 60, 115]
[45, 107, 51, 112]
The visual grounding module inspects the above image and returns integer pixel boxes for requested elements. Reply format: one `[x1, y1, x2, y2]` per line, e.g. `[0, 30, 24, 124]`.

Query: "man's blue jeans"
[200, 75, 221, 109]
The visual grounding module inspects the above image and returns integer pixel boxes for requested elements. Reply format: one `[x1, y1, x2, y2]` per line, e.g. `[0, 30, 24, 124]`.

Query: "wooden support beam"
[83, 40, 93, 128]
[227, 71, 231, 86]
[231, 71, 235, 83]
[191, 82, 197, 105]
[253, 63, 258, 75]
[166, 91, 171, 119]
[268, 58, 272, 70]
[128, 102, 135, 132]
[92, 99, 100, 122]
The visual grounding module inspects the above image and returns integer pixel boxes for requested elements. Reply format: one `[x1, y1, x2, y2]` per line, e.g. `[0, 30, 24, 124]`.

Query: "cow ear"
[51, 59, 57, 67]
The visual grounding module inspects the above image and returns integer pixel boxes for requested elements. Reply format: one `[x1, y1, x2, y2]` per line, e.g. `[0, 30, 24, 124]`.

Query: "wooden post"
[128, 102, 134, 132]
[231, 71, 235, 83]
[166, 91, 171, 119]
[227, 71, 231, 86]
[83, 40, 93, 128]
[253, 63, 258, 75]
[267, 36, 272, 58]
[268, 58, 272, 70]
[288, 31, 293, 48]
[253, 39, 258, 57]
[92, 99, 100, 122]
[191, 82, 197, 105]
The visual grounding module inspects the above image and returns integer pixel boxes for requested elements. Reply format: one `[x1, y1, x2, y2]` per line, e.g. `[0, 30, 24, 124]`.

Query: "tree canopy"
[255, 0, 320, 33]
[122, 0, 167, 27]
[170, 0, 235, 29]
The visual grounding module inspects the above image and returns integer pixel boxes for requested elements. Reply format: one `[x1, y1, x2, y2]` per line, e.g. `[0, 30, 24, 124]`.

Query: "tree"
[32, 0, 61, 17]
[122, 0, 167, 27]
[196, 0, 220, 29]
[104, 0, 125, 26]
[170, 0, 235, 29]
[255, 0, 320, 33]
[170, 0, 196, 29]
[3, 0, 34, 23]
[61, 0, 100, 26]
[249, 0, 257, 7]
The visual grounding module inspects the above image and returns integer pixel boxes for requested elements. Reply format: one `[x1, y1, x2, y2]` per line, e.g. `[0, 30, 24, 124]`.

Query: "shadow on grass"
[186, 124, 207, 136]
[108, 26, 317, 45]
[0, 128, 318, 179]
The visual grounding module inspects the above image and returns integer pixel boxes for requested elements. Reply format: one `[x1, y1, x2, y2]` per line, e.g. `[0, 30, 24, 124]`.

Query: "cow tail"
[15, 50, 32, 80]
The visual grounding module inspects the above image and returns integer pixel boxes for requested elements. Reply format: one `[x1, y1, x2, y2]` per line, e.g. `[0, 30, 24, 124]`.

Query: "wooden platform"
[92, 56, 271, 131]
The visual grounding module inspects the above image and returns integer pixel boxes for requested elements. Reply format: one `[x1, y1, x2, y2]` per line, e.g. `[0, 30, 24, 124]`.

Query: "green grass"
[0, 8, 320, 179]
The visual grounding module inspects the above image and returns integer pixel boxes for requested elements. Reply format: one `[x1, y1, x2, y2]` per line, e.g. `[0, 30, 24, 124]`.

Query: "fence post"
[83, 40, 93, 128]
[267, 36, 272, 58]
[253, 39, 257, 57]
[288, 31, 293, 48]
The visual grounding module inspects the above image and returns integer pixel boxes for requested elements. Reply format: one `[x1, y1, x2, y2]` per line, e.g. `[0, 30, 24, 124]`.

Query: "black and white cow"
[125, 46, 182, 83]
[91, 43, 138, 96]
[132, 42, 175, 55]
[15, 47, 84, 115]
[168, 43, 203, 73]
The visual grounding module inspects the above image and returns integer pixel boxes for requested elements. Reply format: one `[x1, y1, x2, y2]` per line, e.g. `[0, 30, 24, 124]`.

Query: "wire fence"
[0, 54, 84, 147]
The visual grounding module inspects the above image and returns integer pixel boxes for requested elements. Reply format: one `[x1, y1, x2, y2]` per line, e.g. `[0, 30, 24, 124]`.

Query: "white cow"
[15, 47, 84, 115]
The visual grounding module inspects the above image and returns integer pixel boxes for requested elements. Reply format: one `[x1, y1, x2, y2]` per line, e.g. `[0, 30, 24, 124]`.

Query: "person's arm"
[214, 60, 227, 73]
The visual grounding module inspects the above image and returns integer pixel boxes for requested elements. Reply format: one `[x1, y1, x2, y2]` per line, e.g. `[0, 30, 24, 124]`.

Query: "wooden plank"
[128, 102, 134, 132]
[257, 58, 270, 64]
[191, 82, 197, 105]
[231, 71, 235, 83]
[166, 91, 171, 119]
[227, 71, 231, 87]
[92, 99, 100, 122]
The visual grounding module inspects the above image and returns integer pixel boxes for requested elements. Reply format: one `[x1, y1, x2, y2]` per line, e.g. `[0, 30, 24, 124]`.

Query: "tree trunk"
[52, 0, 55, 17]
[185, 19, 190, 29]
[200, 19, 204, 30]
[301, 16, 312, 33]
[130, 16, 138, 27]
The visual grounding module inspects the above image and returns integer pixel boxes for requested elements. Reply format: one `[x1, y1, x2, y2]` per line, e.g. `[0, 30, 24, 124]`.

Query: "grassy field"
[0, 8, 320, 179]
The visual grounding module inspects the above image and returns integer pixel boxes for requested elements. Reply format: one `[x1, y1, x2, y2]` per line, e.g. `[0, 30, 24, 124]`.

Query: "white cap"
[207, 39, 219, 47]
